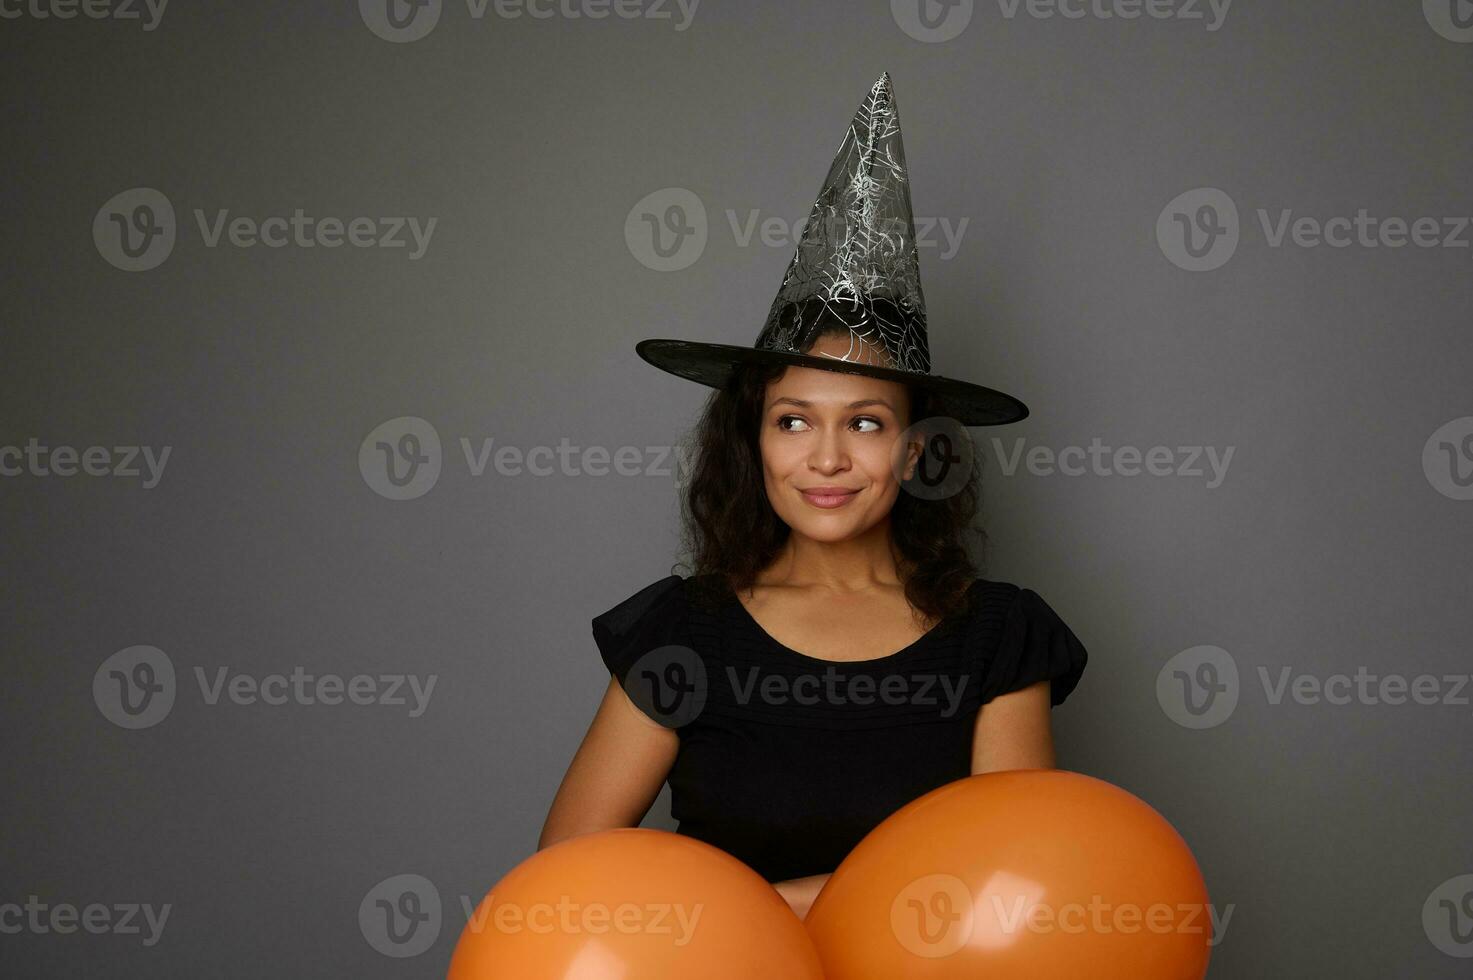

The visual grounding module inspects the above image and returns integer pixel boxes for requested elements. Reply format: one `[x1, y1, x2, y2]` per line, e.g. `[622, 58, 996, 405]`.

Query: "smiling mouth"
[799, 487, 860, 507]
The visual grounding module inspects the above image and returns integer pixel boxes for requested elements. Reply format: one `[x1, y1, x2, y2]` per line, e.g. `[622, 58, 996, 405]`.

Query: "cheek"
[759, 433, 801, 478]
[862, 441, 904, 486]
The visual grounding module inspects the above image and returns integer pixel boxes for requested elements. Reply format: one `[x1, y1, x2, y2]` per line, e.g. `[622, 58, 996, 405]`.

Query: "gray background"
[3, 1, 1471, 977]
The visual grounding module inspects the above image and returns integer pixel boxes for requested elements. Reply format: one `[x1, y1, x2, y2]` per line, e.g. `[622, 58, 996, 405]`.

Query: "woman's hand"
[772, 873, 830, 921]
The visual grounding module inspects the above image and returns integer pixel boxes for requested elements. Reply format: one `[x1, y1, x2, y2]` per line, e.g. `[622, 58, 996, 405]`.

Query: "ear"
[900, 430, 925, 481]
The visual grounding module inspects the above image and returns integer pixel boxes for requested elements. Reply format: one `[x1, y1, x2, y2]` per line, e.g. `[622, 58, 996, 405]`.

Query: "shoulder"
[589, 574, 695, 725]
[962, 578, 1089, 706]
[962, 579, 1074, 624]
[591, 573, 687, 645]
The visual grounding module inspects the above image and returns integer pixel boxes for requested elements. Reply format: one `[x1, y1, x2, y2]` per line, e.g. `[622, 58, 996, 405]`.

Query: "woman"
[539, 72, 1088, 921]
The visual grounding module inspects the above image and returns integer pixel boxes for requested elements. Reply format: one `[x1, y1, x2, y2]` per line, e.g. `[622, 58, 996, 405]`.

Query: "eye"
[776, 414, 812, 432]
[775, 414, 884, 433]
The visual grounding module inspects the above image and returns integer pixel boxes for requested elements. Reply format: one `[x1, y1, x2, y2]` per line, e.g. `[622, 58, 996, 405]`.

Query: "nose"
[806, 423, 851, 474]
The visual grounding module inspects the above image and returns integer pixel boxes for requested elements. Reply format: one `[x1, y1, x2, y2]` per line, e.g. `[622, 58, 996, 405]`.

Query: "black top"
[590, 574, 1088, 883]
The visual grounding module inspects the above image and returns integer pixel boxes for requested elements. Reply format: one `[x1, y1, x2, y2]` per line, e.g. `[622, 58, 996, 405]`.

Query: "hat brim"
[635, 339, 1028, 427]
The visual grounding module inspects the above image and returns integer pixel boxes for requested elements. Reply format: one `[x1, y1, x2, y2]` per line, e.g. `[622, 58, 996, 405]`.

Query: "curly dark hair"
[672, 327, 988, 625]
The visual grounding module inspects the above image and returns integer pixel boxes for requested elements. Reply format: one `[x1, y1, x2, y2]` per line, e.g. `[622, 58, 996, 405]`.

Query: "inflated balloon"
[806, 769, 1212, 980]
[447, 828, 823, 980]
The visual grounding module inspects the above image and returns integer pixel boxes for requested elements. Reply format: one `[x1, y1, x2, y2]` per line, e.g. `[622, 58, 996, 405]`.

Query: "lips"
[799, 487, 860, 508]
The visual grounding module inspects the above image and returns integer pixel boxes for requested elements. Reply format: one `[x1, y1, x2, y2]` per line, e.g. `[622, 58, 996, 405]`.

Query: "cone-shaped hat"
[636, 72, 1028, 426]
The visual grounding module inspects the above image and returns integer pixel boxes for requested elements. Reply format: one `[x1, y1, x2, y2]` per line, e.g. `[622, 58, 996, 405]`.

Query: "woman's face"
[757, 332, 923, 544]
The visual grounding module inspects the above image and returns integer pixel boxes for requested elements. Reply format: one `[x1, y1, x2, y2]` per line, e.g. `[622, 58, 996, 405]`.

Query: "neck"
[765, 519, 910, 592]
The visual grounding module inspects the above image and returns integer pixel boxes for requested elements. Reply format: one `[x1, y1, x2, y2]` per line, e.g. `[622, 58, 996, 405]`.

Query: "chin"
[785, 517, 862, 541]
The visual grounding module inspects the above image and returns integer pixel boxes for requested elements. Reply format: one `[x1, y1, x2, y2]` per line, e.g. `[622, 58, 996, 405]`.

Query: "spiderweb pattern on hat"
[753, 72, 932, 376]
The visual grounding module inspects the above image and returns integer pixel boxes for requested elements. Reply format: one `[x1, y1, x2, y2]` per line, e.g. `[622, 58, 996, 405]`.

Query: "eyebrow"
[769, 397, 895, 411]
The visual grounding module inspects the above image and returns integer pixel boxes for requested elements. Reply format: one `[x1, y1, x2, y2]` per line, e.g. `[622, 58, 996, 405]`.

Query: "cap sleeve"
[590, 574, 687, 688]
[979, 586, 1088, 707]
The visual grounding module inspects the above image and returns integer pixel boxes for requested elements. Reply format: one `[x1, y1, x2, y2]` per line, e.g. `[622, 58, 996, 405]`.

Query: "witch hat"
[635, 71, 1028, 427]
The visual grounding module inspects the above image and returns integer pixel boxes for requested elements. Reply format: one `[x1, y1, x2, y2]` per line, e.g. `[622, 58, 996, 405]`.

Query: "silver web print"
[753, 72, 932, 376]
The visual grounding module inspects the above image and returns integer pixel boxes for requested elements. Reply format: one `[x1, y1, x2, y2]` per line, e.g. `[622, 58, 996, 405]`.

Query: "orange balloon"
[447, 828, 824, 980]
[806, 769, 1212, 980]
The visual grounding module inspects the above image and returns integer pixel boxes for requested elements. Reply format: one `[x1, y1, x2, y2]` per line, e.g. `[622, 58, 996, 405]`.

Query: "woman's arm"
[772, 680, 1056, 919]
[771, 682, 1055, 919]
[772, 874, 830, 920]
[538, 677, 679, 849]
[970, 678, 1056, 773]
